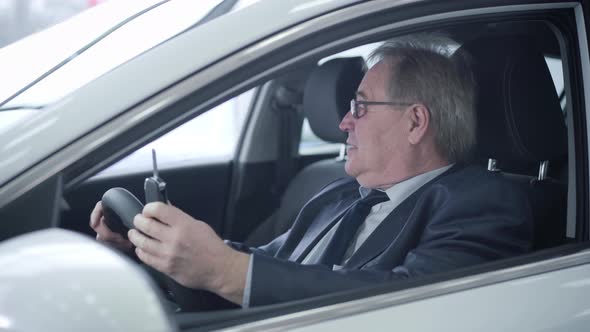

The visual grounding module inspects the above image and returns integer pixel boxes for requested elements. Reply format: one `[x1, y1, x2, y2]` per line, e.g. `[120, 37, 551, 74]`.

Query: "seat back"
[244, 57, 365, 246]
[456, 35, 568, 249]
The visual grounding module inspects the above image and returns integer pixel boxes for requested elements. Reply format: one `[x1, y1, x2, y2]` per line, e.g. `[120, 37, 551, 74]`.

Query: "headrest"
[456, 35, 567, 170]
[303, 57, 365, 143]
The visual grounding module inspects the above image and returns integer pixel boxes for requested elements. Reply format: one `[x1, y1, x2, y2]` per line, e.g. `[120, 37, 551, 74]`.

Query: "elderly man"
[90, 36, 533, 308]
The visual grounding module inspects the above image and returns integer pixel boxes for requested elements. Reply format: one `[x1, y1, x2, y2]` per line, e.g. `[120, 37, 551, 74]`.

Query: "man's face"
[338, 60, 411, 188]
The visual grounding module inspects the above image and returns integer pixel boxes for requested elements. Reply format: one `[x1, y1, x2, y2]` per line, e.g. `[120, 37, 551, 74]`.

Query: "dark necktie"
[318, 190, 389, 266]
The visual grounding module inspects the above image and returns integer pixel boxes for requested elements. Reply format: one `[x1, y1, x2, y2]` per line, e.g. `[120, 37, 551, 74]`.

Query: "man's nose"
[339, 110, 354, 132]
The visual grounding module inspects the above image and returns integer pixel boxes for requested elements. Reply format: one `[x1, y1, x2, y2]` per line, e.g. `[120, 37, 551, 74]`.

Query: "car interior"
[62, 21, 575, 244]
[1, 5, 587, 330]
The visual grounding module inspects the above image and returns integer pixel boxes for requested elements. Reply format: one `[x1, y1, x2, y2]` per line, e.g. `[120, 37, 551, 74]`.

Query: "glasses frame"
[350, 99, 414, 119]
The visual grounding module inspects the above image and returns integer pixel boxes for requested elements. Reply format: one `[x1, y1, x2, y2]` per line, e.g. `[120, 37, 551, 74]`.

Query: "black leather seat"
[456, 34, 568, 250]
[244, 57, 365, 246]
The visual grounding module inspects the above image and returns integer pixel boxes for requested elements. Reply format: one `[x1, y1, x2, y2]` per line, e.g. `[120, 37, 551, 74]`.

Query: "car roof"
[0, 0, 168, 106]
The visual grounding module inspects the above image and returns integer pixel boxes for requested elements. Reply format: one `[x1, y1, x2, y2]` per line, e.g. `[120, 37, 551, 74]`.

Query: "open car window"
[95, 89, 254, 177]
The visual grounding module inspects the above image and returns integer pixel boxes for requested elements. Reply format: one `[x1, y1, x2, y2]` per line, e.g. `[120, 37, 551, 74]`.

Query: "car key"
[144, 149, 169, 204]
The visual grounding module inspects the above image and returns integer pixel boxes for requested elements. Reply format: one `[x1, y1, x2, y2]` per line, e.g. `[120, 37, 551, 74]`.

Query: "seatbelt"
[271, 86, 302, 201]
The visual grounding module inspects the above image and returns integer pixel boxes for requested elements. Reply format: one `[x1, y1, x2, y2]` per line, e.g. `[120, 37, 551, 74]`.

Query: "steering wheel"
[101, 188, 226, 311]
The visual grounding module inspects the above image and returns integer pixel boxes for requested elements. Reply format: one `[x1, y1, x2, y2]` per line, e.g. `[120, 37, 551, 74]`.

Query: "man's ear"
[407, 104, 430, 145]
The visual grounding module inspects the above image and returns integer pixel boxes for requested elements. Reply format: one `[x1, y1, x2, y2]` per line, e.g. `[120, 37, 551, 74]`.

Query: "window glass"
[544, 57, 566, 110]
[95, 89, 253, 177]
[545, 57, 564, 94]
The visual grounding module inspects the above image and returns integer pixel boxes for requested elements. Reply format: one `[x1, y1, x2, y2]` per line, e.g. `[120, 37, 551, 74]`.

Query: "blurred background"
[0, 0, 108, 48]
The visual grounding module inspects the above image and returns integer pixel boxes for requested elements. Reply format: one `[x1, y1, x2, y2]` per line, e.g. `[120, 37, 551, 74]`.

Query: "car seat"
[244, 57, 365, 246]
[456, 34, 568, 250]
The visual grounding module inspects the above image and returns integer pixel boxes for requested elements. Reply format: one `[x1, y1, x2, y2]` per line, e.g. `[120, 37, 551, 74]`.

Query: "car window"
[545, 57, 565, 110]
[94, 89, 253, 177]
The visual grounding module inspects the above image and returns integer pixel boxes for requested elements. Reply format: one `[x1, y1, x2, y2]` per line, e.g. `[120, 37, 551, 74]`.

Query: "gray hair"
[368, 33, 476, 163]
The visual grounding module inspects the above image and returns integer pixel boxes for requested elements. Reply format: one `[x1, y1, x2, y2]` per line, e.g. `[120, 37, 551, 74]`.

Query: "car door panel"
[285, 261, 590, 332]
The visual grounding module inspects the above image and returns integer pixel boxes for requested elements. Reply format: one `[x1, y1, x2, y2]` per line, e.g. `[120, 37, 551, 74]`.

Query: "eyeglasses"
[350, 99, 414, 119]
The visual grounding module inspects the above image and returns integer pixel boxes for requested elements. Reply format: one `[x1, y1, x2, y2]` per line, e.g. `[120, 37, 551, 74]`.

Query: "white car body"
[0, 0, 589, 331]
[0, 230, 175, 332]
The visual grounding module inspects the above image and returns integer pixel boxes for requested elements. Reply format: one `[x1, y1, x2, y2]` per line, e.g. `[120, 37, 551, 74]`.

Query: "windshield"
[0, 0, 229, 130]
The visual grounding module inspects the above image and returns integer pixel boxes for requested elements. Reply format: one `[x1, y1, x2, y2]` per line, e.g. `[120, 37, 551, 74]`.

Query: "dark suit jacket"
[231, 164, 533, 306]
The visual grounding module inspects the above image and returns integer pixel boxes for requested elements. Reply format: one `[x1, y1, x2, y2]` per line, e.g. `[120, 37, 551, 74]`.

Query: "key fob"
[144, 149, 168, 204]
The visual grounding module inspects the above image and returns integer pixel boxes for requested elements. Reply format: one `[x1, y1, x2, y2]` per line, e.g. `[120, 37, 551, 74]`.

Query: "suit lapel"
[344, 193, 418, 269]
[345, 164, 462, 269]
[289, 197, 357, 262]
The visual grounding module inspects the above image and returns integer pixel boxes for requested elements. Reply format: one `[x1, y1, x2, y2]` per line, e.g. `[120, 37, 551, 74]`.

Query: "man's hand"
[128, 202, 250, 305]
[89, 201, 134, 252]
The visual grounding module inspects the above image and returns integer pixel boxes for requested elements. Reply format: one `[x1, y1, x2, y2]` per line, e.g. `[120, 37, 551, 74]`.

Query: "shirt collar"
[359, 164, 454, 205]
